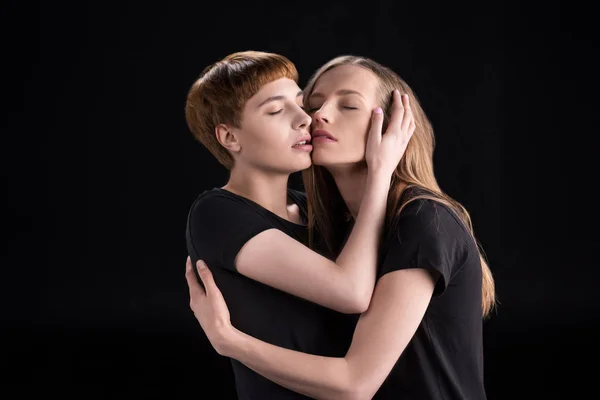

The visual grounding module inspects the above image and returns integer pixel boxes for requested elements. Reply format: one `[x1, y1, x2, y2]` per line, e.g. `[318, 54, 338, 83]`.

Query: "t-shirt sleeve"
[186, 194, 274, 272]
[377, 200, 468, 296]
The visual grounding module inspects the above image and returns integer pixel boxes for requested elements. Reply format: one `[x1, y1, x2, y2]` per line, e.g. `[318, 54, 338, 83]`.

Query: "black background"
[3, 1, 595, 399]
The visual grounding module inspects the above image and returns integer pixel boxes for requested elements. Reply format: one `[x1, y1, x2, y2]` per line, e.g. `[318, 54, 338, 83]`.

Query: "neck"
[223, 165, 291, 220]
[327, 163, 369, 220]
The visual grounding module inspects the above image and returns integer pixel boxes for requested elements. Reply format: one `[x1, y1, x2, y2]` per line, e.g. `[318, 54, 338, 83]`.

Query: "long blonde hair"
[301, 56, 496, 318]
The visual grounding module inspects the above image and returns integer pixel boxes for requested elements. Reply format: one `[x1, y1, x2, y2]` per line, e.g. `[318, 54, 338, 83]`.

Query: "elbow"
[331, 296, 368, 314]
[332, 365, 370, 400]
[334, 276, 373, 314]
[344, 288, 372, 314]
[338, 296, 368, 314]
[337, 389, 362, 400]
[346, 298, 369, 314]
[338, 381, 373, 400]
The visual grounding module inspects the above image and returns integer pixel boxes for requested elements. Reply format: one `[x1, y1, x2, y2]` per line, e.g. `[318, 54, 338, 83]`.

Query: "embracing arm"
[236, 173, 388, 314]
[219, 268, 435, 400]
[235, 92, 414, 314]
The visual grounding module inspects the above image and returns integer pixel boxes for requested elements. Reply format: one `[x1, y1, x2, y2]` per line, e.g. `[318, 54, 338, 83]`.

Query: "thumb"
[196, 260, 215, 292]
[367, 107, 384, 148]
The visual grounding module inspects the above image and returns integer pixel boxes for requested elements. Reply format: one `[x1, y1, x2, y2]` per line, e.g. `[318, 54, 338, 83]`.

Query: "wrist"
[216, 326, 243, 358]
[366, 169, 392, 189]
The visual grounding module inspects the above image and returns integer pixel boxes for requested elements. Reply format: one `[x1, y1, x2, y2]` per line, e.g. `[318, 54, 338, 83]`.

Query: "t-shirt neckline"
[214, 187, 307, 228]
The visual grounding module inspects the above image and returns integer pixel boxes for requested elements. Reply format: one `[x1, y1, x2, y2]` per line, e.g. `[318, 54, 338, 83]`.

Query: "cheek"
[240, 131, 267, 153]
[246, 131, 303, 169]
[243, 123, 283, 152]
[247, 138, 285, 159]
[344, 117, 370, 154]
[344, 135, 367, 161]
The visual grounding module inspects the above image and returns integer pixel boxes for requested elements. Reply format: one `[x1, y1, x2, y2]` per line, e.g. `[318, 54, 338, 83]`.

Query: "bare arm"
[187, 260, 435, 400]
[234, 92, 414, 313]
[236, 173, 388, 314]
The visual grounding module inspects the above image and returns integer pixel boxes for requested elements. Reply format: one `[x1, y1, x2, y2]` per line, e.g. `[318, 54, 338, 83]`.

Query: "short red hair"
[185, 51, 298, 169]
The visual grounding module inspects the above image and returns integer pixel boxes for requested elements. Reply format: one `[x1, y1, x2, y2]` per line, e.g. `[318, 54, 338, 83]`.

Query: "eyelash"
[269, 103, 306, 115]
[307, 106, 358, 112]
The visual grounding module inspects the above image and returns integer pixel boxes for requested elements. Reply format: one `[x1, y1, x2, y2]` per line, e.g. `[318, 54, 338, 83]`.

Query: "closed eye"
[268, 109, 283, 115]
[342, 106, 358, 110]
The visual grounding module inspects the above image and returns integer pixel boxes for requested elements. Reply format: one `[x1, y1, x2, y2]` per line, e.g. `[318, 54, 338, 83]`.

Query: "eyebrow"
[257, 90, 304, 108]
[309, 89, 366, 100]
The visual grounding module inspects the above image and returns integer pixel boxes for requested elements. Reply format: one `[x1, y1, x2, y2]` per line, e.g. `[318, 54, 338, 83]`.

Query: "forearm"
[335, 173, 390, 303]
[225, 328, 352, 399]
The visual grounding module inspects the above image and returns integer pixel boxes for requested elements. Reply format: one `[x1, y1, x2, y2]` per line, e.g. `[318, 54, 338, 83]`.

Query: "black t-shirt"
[372, 191, 486, 400]
[185, 188, 356, 399]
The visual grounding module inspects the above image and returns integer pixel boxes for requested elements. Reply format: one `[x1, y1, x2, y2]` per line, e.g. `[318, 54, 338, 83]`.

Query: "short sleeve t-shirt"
[373, 189, 487, 400]
[186, 187, 357, 399]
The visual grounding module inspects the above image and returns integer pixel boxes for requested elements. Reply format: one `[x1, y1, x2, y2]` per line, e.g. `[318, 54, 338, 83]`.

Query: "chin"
[310, 147, 324, 164]
[297, 157, 313, 171]
[285, 155, 311, 172]
[311, 149, 335, 167]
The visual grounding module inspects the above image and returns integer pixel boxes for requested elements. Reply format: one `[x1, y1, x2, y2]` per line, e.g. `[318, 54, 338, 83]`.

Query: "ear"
[215, 124, 241, 153]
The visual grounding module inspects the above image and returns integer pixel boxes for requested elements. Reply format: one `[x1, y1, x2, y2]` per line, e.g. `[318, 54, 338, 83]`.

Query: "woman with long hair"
[187, 55, 496, 399]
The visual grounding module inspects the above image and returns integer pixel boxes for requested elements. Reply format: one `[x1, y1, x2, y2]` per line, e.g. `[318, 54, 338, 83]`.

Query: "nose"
[313, 107, 331, 125]
[294, 107, 312, 130]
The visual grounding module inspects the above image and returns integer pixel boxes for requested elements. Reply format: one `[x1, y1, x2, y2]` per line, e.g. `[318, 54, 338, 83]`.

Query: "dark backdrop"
[3, 1, 593, 399]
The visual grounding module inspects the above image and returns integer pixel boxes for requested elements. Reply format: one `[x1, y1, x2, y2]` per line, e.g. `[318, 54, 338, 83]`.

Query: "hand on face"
[365, 90, 415, 178]
[185, 256, 233, 356]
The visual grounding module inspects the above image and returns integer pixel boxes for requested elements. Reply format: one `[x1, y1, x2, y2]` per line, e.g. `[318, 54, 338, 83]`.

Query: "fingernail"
[197, 260, 206, 269]
[374, 107, 383, 114]
[395, 89, 400, 94]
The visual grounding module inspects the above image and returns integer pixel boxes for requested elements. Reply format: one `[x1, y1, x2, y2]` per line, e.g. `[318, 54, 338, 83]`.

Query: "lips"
[292, 134, 312, 147]
[311, 129, 337, 142]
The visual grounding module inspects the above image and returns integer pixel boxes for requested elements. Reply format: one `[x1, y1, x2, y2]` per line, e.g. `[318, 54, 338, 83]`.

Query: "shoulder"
[186, 188, 275, 245]
[188, 188, 269, 230]
[378, 189, 475, 291]
[392, 193, 470, 244]
[190, 188, 251, 214]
